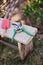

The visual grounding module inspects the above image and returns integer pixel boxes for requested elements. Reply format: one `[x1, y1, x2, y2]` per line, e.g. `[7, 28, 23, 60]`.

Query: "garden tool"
[1, 19, 10, 37]
[12, 23, 34, 42]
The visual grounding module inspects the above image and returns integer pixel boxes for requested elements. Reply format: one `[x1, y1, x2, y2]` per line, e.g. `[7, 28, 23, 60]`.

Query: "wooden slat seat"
[0, 18, 37, 44]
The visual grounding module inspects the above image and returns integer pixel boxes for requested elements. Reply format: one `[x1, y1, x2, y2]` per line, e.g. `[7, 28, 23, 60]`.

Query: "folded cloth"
[2, 19, 10, 30]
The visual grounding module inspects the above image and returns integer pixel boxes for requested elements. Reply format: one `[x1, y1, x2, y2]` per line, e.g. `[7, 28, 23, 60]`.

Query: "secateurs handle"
[11, 29, 16, 42]
[21, 26, 34, 37]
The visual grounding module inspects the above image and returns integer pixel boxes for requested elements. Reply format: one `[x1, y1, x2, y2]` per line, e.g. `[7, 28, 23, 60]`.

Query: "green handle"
[21, 26, 34, 36]
[11, 29, 16, 42]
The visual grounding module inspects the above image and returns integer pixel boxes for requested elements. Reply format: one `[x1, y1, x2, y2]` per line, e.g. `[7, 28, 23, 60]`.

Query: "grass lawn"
[0, 35, 43, 65]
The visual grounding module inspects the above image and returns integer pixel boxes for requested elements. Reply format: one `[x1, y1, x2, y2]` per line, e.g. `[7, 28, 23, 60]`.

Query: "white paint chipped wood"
[0, 18, 37, 45]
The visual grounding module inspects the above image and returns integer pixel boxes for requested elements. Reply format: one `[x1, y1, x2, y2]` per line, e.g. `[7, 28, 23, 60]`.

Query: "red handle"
[2, 19, 10, 30]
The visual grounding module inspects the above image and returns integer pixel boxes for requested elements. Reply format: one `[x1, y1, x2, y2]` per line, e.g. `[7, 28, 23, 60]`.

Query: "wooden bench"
[0, 18, 37, 60]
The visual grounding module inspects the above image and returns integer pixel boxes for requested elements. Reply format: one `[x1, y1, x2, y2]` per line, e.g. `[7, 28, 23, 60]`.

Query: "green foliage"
[23, 0, 43, 25]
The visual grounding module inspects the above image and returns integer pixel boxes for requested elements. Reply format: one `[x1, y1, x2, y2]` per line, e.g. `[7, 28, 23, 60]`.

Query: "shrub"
[23, 0, 43, 26]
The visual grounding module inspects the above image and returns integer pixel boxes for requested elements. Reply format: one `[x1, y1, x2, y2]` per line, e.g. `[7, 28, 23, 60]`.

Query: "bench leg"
[18, 42, 25, 60]
[18, 40, 33, 60]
